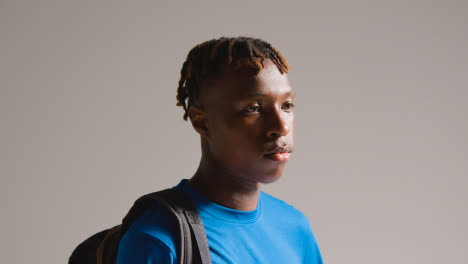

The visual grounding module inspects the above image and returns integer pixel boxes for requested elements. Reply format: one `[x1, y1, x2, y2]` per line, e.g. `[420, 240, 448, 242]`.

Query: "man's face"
[201, 60, 295, 184]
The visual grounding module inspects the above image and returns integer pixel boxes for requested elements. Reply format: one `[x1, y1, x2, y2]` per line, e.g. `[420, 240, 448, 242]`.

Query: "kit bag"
[68, 188, 212, 264]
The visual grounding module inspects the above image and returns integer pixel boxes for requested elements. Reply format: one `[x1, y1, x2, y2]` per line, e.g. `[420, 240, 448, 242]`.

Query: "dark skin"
[187, 60, 295, 211]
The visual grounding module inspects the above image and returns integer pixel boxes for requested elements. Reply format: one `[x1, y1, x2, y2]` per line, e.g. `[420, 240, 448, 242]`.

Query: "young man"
[116, 37, 323, 263]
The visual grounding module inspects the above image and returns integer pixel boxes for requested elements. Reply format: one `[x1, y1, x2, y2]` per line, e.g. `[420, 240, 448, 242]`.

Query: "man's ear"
[188, 105, 209, 139]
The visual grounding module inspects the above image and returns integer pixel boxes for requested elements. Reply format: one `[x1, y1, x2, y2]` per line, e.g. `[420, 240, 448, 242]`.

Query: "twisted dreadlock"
[176, 37, 290, 121]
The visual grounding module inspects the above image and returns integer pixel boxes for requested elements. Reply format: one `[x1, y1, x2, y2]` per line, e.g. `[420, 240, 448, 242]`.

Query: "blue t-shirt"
[116, 179, 323, 263]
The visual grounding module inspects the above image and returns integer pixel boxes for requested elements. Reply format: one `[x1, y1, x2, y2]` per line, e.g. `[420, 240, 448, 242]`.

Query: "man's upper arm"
[305, 235, 324, 264]
[116, 228, 177, 264]
[303, 216, 324, 264]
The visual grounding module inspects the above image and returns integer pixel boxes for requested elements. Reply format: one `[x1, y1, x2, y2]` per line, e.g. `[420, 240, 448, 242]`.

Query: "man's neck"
[187, 158, 261, 211]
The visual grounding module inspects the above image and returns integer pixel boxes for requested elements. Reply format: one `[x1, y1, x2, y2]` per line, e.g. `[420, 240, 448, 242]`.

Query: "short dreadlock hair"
[176, 36, 290, 121]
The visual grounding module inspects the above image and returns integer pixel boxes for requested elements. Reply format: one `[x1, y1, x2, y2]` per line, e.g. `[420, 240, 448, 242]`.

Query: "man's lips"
[264, 152, 291, 162]
[263, 144, 293, 162]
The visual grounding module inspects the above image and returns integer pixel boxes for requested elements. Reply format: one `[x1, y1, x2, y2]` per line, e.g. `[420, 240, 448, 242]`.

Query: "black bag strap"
[121, 188, 212, 264]
[184, 210, 212, 264]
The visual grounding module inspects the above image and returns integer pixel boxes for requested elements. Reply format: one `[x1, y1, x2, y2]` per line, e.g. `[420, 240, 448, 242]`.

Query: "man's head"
[176, 37, 295, 184]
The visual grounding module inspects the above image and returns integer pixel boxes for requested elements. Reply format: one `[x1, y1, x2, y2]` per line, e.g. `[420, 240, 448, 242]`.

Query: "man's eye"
[244, 105, 261, 113]
[282, 102, 295, 111]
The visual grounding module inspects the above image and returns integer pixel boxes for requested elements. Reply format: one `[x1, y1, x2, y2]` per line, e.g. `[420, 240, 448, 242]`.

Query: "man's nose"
[266, 108, 290, 139]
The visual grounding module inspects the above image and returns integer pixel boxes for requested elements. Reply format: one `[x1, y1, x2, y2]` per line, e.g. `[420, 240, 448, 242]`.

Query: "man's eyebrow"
[247, 92, 266, 97]
[247, 91, 296, 98]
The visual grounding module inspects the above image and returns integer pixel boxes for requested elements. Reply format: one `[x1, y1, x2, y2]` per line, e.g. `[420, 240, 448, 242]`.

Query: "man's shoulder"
[260, 191, 318, 249]
[260, 191, 310, 225]
[124, 203, 180, 252]
[116, 203, 179, 263]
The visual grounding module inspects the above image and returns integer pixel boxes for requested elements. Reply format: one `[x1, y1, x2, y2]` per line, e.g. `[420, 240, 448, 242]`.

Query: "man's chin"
[256, 168, 286, 184]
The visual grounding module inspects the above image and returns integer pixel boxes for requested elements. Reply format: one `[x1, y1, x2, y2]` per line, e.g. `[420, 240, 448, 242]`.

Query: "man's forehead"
[201, 61, 293, 102]
[248, 67, 293, 98]
[246, 90, 295, 98]
[212, 64, 293, 96]
[213, 78, 293, 99]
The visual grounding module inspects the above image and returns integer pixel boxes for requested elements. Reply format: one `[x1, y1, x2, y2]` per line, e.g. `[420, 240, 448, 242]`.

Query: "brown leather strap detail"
[96, 226, 121, 264]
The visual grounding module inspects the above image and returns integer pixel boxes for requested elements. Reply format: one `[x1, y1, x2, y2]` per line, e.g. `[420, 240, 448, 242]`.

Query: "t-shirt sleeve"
[303, 221, 324, 264]
[296, 210, 323, 264]
[305, 235, 324, 264]
[116, 227, 177, 264]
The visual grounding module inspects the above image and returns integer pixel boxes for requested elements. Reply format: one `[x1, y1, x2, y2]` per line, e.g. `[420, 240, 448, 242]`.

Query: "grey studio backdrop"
[1, 1, 467, 263]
